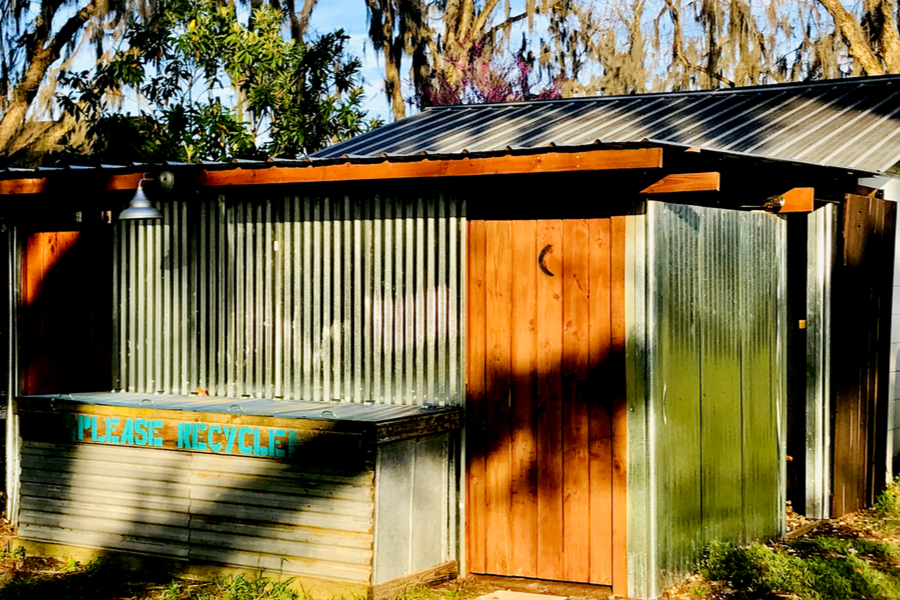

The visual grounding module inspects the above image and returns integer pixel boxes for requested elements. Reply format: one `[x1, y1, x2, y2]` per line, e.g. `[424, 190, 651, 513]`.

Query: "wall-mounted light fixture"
[118, 171, 174, 221]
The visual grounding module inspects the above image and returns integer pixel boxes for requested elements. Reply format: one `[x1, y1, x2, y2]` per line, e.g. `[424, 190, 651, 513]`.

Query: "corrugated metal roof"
[313, 75, 900, 174]
[23, 392, 453, 422]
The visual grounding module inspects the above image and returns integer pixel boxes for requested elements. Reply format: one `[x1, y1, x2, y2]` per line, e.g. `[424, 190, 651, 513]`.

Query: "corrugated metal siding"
[373, 433, 452, 583]
[805, 205, 837, 519]
[19, 440, 376, 582]
[631, 202, 786, 598]
[113, 193, 465, 406]
[315, 76, 900, 173]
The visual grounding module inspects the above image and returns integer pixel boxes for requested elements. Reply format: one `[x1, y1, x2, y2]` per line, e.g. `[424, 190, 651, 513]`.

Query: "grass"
[0, 550, 468, 600]
[699, 538, 900, 600]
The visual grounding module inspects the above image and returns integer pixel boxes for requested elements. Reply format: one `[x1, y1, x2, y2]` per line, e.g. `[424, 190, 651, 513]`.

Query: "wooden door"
[466, 219, 627, 592]
[21, 229, 112, 395]
[831, 195, 896, 516]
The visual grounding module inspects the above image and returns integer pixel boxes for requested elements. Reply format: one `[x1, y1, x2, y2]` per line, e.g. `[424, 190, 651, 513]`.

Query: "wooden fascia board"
[0, 178, 46, 195]
[197, 148, 663, 186]
[0, 148, 663, 195]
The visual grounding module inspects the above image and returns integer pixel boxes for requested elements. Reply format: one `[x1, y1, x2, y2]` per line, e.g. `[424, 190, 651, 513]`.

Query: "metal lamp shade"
[119, 185, 163, 220]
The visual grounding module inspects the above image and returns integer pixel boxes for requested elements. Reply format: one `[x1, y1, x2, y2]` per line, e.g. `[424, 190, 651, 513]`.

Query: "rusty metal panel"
[805, 205, 837, 519]
[115, 192, 466, 406]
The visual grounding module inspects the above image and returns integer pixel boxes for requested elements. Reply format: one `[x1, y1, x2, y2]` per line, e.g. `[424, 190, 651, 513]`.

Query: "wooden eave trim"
[0, 148, 663, 195]
[0, 178, 46, 195]
[197, 148, 663, 186]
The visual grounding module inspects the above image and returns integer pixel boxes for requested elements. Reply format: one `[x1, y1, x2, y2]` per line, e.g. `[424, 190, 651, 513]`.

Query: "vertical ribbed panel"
[805, 205, 837, 519]
[635, 202, 786, 598]
[115, 193, 465, 405]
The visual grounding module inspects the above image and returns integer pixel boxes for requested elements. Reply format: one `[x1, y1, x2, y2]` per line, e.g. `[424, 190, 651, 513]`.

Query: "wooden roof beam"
[640, 172, 720, 194]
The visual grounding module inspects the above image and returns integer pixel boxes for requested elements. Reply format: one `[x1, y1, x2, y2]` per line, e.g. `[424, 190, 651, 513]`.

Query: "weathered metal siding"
[19, 439, 376, 582]
[805, 205, 837, 519]
[113, 192, 466, 406]
[374, 433, 452, 583]
[5, 226, 21, 526]
[628, 202, 787, 599]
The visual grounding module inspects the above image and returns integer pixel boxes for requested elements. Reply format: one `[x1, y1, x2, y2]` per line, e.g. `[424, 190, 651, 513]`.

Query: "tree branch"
[816, 0, 886, 74]
[0, 0, 103, 152]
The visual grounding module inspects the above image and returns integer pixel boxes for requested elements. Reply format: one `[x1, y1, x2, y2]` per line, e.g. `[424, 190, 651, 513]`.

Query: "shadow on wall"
[20, 228, 112, 395]
[14, 218, 457, 597]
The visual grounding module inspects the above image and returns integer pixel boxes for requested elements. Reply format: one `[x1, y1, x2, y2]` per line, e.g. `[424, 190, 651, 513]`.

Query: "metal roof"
[313, 75, 900, 174]
[23, 392, 454, 423]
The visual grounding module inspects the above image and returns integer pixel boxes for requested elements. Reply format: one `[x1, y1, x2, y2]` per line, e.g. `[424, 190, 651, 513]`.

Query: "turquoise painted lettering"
[62, 414, 77, 442]
[224, 426, 238, 453]
[120, 419, 134, 445]
[177, 423, 189, 449]
[93, 416, 104, 442]
[253, 428, 267, 456]
[239, 427, 253, 455]
[107, 418, 119, 444]
[78, 415, 87, 441]
[208, 424, 223, 452]
[195, 423, 208, 451]
[289, 429, 297, 458]
[268, 429, 275, 457]
[273, 429, 286, 457]
[134, 420, 148, 446]
[150, 420, 163, 447]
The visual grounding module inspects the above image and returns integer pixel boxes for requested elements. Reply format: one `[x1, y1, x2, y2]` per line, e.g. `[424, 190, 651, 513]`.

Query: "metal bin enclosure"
[15, 393, 459, 597]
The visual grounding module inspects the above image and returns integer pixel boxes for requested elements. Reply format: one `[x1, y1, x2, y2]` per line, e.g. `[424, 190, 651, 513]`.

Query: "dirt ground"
[0, 501, 897, 600]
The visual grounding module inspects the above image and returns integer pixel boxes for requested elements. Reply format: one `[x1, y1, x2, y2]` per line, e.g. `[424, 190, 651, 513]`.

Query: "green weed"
[789, 536, 900, 559]
[874, 477, 900, 517]
[699, 539, 900, 600]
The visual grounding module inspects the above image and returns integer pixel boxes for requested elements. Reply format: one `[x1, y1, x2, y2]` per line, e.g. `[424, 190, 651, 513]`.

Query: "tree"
[0, 0, 158, 157]
[23, 0, 375, 164]
[359, 0, 900, 119]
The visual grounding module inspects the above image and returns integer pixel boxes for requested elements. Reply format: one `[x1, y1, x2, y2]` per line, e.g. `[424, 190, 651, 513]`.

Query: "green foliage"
[700, 539, 900, 600]
[55, 0, 373, 163]
[0, 558, 134, 600]
[790, 537, 900, 559]
[875, 477, 900, 516]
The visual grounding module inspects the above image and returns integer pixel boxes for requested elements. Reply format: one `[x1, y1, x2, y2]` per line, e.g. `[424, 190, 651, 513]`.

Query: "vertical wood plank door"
[466, 219, 626, 592]
[831, 195, 896, 516]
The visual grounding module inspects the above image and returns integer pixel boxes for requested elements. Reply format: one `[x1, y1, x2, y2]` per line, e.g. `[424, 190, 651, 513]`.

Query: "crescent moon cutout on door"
[538, 244, 555, 277]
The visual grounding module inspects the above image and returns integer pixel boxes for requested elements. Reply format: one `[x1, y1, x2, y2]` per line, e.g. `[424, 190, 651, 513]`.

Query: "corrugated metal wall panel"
[699, 209, 743, 545]
[113, 193, 465, 406]
[805, 205, 837, 519]
[632, 202, 786, 598]
[373, 433, 451, 584]
[19, 439, 377, 583]
[647, 203, 702, 583]
[739, 211, 785, 542]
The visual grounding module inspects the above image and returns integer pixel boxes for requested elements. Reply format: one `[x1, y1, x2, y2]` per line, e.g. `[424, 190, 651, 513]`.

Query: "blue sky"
[305, 2, 393, 122]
